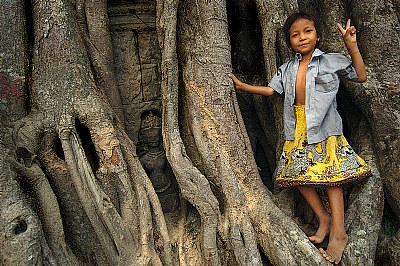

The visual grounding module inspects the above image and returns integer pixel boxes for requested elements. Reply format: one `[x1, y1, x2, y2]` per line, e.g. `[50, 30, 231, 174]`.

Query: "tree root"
[10, 159, 79, 265]
[0, 145, 57, 265]
[8, 112, 79, 264]
[39, 131, 111, 264]
[221, 208, 261, 266]
[118, 125, 173, 266]
[341, 121, 384, 265]
[59, 115, 136, 265]
[157, 0, 222, 264]
[56, 110, 173, 265]
[83, 0, 125, 123]
[376, 230, 400, 265]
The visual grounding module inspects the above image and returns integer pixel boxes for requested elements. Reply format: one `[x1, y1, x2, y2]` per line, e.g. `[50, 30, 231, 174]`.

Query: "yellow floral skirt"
[274, 105, 371, 188]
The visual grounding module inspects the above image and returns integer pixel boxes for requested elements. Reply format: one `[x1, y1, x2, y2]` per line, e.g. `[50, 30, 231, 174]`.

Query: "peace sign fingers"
[337, 19, 357, 43]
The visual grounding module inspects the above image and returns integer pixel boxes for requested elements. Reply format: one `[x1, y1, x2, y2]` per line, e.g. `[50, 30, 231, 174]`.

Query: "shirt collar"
[295, 48, 324, 61]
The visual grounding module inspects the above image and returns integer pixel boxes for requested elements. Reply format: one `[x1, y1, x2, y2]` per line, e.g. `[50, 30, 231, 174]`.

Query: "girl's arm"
[228, 73, 275, 96]
[337, 19, 367, 82]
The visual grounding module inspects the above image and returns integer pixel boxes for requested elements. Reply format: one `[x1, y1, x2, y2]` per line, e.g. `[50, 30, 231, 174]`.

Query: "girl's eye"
[292, 34, 299, 37]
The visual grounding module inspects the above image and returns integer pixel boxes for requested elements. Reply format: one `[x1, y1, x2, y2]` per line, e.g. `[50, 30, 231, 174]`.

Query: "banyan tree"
[0, 0, 398, 265]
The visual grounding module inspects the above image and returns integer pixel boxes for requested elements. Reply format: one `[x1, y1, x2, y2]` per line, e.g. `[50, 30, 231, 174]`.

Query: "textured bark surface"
[0, 0, 398, 265]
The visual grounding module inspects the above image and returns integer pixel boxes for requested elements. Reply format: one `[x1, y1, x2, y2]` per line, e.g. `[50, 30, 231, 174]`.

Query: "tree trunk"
[1, 0, 398, 265]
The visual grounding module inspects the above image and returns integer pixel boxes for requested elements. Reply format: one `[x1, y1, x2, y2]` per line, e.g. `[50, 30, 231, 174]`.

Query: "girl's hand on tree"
[337, 19, 357, 45]
[228, 73, 244, 90]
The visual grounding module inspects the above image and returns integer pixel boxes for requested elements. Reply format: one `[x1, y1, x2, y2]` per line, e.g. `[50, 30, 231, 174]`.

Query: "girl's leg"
[298, 187, 331, 244]
[319, 186, 348, 264]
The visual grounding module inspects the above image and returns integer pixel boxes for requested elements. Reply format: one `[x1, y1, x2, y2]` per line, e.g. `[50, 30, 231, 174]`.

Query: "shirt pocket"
[315, 73, 337, 93]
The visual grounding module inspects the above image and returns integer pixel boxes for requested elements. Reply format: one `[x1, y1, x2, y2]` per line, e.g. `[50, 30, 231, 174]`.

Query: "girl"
[229, 12, 371, 264]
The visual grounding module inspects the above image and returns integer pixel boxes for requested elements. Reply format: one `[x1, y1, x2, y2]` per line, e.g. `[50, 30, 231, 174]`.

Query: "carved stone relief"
[137, 111, 179, 213]
[109, 1, 179, 212]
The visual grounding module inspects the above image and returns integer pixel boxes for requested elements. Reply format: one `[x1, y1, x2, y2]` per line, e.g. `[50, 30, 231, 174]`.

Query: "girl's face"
[289, 18, 320, 57]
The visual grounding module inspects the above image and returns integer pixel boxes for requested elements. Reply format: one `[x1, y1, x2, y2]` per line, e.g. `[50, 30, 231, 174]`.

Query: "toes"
[319, 248, 338, 263]
[319, 248, 328, 258]
[325, 251, 334, 261]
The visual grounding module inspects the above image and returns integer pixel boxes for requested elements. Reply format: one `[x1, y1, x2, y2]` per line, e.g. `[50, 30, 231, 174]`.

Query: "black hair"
[283, 12, 321, 49]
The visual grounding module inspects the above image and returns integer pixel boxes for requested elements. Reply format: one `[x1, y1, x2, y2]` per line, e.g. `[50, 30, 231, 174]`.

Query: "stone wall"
[109, 0, 161, 143]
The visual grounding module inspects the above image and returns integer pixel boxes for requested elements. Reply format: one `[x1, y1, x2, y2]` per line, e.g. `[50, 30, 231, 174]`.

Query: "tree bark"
[83, 0, 125, 123]
[0, 0, 28, 123]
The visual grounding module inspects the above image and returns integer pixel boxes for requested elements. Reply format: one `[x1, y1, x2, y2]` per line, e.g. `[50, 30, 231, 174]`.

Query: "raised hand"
[337, 19, 357, 45]
[337, 19, 366, 82]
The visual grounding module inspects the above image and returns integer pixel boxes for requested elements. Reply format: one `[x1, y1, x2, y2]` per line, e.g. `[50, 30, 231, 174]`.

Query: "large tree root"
[59, 115, 135, 265]
[117, 125, 173, 266]
[157, 0, 222, 264]
[1, 142, 57, 265]
[5, 0, 176, 264]
[39, 131, 110, 264]
[376, 230, 400, 265]
[81, 0, 125, 123]
[11, 107, 173, 265]
[342, 125, 384, 265]
[11, 159, 79, 265]
[158, 0, 331, 265]
[58, 109, 175, 265]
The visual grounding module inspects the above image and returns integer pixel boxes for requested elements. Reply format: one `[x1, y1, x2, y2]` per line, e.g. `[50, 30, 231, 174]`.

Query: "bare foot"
[319, 233, 349, 264]
[309, 215, 331, 244]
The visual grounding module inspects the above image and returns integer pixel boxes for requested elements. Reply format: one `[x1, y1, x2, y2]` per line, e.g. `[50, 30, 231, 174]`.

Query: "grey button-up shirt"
[268, 48, 359, 144]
